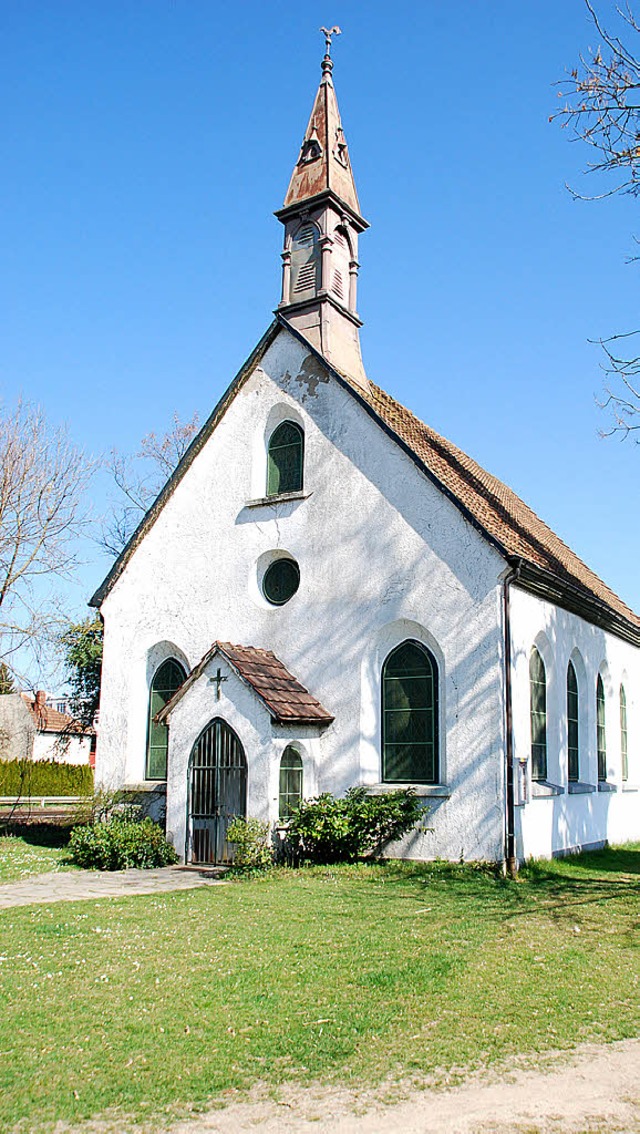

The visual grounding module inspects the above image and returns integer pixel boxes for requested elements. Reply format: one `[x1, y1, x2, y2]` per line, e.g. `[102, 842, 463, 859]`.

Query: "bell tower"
[275, 29, 369, 391]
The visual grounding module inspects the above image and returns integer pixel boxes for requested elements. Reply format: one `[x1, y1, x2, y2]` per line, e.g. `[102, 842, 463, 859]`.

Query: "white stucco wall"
[96, 327, 516, 863]
[165, 655, 324, 859]
[32, 732, 93, 765]
[510, 586, 640, 859]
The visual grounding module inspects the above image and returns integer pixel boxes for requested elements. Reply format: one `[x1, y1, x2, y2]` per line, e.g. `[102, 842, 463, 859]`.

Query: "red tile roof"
[160, 642, 334, 726]
[357, 380, 639, 630]
[21, 695, 93, 735]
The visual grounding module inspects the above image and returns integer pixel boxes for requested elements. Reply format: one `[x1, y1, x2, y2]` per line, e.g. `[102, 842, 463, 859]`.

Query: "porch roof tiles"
[160, 641, 334, 726]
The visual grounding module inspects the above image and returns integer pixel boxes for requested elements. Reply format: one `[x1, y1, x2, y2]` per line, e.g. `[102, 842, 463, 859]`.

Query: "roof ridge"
[365, 379, 638, 627]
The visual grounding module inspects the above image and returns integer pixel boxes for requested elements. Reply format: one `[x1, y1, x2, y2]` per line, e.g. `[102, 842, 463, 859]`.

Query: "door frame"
[186, 717, 247, 864]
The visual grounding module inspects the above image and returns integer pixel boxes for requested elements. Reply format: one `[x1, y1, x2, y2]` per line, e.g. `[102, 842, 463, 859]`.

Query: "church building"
[91, 38, 640, 867]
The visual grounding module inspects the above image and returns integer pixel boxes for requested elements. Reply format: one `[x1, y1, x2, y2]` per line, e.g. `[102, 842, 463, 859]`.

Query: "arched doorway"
[187, 719, 247, 864]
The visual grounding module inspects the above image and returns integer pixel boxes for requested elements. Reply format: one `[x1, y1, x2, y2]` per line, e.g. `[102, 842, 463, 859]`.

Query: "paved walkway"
[0, 865, 227, 909]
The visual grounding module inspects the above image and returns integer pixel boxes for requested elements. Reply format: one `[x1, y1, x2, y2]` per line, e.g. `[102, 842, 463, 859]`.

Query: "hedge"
[0, 759, 94, 798]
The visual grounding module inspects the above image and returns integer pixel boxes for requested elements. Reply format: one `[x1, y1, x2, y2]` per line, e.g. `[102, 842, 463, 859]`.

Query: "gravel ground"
[164, 1037, 640, 1134]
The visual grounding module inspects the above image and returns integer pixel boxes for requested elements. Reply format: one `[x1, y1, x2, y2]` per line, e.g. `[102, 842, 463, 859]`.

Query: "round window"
[263, 558, 300, 606]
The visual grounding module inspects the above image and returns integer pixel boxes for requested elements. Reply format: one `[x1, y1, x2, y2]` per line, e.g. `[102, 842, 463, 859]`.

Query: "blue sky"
[2, 0, 639, 655]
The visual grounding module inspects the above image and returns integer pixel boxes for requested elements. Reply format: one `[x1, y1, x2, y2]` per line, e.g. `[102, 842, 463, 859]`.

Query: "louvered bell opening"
[331, 269, 344, 300]
[291, 225, 319, 298]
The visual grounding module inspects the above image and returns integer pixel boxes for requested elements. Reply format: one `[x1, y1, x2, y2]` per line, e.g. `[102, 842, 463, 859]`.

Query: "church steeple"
[275, 30, 370, 391]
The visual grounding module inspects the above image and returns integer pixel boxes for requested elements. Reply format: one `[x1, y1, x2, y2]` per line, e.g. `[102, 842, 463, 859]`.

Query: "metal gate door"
[188, 718, 247, 864]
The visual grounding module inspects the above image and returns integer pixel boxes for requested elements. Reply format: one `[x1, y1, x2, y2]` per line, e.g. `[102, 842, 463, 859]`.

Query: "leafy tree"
[553, 1, 640, 439]
[61, 616, 103, 727]
[0, 400, 93, 680]
[101, 411, 200, 556]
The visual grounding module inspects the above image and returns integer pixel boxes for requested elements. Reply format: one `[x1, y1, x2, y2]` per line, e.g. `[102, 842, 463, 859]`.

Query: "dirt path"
[167, 1038, 640, 1134]
[0, 865, 226, 908]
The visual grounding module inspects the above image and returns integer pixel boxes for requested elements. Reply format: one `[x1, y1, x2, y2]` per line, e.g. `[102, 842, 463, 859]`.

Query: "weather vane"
[320, 26, 341, 56]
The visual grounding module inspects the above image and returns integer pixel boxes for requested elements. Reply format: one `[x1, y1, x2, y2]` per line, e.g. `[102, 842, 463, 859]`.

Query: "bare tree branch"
[99, 411, 199, 556]
[553, 2, 640, 438]
[0, 400, 93, 684]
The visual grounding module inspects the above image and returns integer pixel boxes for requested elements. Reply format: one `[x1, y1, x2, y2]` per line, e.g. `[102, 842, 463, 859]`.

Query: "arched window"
[267, 421, 304, 496]
[146, 658, 187, 780]
[620, 684, 628, 783]
[567, 661, 579, 783]
[529, 648, 547, 782]
[279, 746, 303, 821]
[597, 674, 607, 782]
[290, 224, 320, 298]
[382, 640, 438, 784]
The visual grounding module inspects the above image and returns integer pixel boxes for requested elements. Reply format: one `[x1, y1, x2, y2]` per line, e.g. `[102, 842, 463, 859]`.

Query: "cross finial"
[320, 25, 341, 56]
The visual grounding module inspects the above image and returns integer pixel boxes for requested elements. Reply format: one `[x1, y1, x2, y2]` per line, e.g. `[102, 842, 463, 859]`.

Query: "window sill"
[531, 781, 564, 798]
[568, 782, 596, 795]
[597, 781, 617, 793]
[245, 490, 312, 508]
[367, 783, 450, 798]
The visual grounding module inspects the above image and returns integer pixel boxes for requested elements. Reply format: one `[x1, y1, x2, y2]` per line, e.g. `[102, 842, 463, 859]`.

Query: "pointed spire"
[275, 32, 369, 391]
[282, 31, 362, 219]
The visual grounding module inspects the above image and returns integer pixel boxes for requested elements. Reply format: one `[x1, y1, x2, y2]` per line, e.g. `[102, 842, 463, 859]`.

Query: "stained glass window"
[279, 747, 303, 821]
[267, 421, 304, 496]
[620, 684, 628, 783]
[382, 641, 438, 784]
[530, 648, 547, 782]
[567, 661, 579, 783]
[146, 658, 186, 780]
[263, 558, 300, 606]
[597, 674, 607, 782]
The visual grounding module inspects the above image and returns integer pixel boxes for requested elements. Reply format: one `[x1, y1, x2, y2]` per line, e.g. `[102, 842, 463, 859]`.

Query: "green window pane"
[279, 747, 303, 821]
[382, 641, 438, 784]
[145, 658, 186, 780]
[263, 558, 300, 606]
[597, 675, 607, 782]
[567, 661, 579, 783]
[620, 685, 628, 783]
[529, 648, 547, 782]
[267, 421, 304, 496]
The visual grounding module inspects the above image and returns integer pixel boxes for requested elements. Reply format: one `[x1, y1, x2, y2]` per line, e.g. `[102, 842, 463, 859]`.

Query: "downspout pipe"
[503, 557, 523, 876]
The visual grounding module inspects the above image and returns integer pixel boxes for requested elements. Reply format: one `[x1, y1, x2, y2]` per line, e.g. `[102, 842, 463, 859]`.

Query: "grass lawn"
[0, 827, 76, 884]
[0, 846, 638, 1132]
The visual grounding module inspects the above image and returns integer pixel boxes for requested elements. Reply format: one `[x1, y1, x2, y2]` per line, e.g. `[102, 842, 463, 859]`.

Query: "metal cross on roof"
[208, 667, 228, 700]
[320, 26, 341, 55]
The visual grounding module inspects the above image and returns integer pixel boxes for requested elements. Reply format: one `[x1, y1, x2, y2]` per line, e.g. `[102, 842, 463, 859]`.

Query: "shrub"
[226, 816, 273, 871]
[0, 759, 93, 798]
[67, 815, 178, 870]
[285, 787, 423, 865]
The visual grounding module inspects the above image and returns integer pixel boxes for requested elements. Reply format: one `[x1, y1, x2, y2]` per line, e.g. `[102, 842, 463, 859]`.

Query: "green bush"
[226, 816, 273, 871]
[285, 787, 423, 864]
[67, 815, 178, 870]
[0, 759, 93, 798]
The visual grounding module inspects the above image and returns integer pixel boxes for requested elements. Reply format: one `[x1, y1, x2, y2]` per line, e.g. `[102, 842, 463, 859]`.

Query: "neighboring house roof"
[21, 695, 93, 736]
[159, 641, 334, 726]
[90, 317, 640, 645]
